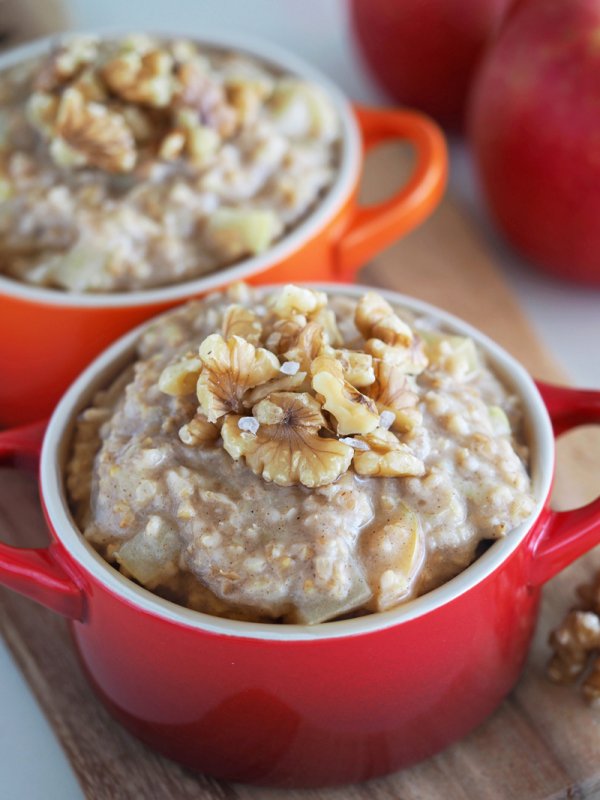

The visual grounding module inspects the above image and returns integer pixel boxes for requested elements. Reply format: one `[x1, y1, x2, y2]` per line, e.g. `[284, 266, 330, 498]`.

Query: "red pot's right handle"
[0, 422, 85, 620]
[529, 382, 600, 586]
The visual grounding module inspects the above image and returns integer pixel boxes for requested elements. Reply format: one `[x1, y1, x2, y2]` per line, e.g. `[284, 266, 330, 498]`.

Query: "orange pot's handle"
[529, 382, 600, 586]
[335, 105, 448, 282]
[0, 421, 85, 620]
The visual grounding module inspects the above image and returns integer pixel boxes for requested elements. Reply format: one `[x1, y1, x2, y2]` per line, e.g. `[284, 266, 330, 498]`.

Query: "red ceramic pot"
[0, 32, 447, 428]
[0, 284, 598, 788]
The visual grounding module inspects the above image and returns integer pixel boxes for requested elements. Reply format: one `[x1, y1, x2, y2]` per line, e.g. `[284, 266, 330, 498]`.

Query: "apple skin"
[349, 0, 512, 131]
[469, 0, 600, 285]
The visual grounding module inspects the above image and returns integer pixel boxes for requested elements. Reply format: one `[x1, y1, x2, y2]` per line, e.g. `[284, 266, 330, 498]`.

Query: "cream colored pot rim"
[0, 29, 361, 308]
[41, 282, 554, 641]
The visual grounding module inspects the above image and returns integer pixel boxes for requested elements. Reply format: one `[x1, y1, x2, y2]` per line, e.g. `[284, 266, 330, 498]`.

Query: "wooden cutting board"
[1, 145, 599, 800]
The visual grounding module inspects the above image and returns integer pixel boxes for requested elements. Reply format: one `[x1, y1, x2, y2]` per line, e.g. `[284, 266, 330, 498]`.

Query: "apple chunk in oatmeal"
[67, 284, 535, 623]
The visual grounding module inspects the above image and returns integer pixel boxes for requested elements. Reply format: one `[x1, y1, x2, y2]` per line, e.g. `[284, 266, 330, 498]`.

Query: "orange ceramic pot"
[0, 33, 447, 427]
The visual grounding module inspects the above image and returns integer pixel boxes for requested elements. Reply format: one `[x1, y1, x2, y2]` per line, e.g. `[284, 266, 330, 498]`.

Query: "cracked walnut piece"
[222, 392, 353, 487]
[367, 361, 422, 433]
[221, 305, 263, 346]
[51, 87, 136, 172]
[311, 355, 380, 436]
[355, 291, 414, 348]
[353, 428, 425, 478]
[197, 334, 280, 422]
[158, 351, 203, 396]
[179, 413, 219, 446]
[270, 284, 328, 319]
[102, 49, 176, 108]
[547, 571, 600, 705]
[355, 293, 428, 377]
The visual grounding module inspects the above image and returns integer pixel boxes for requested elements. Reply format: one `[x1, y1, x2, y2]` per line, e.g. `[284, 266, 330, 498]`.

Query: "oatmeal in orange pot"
[0, 35, 340, 291]
[67, 284, 535, 624]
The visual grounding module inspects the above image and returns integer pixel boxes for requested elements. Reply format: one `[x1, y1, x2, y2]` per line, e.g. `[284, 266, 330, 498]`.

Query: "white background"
[1, 1, 598, 798]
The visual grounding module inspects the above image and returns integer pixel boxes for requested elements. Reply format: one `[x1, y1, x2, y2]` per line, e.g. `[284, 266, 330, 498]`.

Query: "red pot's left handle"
[335, 105, 448, 282]
[529, 382, 600, 586]
[0, 421, 85, 620]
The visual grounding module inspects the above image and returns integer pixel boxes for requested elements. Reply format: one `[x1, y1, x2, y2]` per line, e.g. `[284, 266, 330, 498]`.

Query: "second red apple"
[350, 0, 512, 131]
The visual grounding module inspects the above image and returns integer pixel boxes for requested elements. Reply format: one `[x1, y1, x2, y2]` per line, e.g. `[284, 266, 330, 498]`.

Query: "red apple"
[349, 0, 512, 131]
[469, 0, 600, 285]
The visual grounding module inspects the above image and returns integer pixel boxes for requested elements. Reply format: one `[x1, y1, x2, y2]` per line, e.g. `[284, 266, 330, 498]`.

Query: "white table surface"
[1, 1, 598, 798]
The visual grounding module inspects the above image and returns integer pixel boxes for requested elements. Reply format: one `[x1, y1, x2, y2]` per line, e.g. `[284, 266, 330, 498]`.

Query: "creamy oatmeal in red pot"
[0, 35, 339, 291]
[67, 284, 535, 624]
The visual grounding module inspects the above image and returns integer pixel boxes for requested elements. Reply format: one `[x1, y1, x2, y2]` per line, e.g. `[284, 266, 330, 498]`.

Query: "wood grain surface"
[1, 145, 599, 800]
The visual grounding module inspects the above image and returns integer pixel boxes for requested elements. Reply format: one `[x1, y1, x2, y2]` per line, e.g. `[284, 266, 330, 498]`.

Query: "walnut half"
[196, 334, 280, 422]
[221, 392, 353, 487]
[50, 87, 136, 173]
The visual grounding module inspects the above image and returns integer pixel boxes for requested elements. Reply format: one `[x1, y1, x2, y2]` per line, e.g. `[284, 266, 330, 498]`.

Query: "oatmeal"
[67, 284, 536, 624]
[0, 35, 340, 291]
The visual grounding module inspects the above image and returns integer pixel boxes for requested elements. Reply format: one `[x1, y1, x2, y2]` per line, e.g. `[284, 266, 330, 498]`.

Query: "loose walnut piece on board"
[547, 572, 600, 706]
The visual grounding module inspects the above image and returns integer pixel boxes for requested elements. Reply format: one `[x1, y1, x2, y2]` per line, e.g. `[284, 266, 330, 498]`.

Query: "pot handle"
[529, 381, 600, 586]
[0, 421, 85, 620]
[334, 105, 447, 282]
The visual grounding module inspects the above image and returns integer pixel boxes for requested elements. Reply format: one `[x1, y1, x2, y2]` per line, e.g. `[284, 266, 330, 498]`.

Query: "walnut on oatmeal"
[269, 284, 328, 319]
[283, 322, 325, 372]
[366, 361, 422, 433]
[157, 287, 428, 485]
[352, 428, 425, 478]
[326, 348, 375, 388]
[179, 412, 219, 447]
[355, 291, 414, 348]
[221, 304, 263, 345]
[311, 355, 380, 436]
[158, 350, 203, 396]
[196, 334, 280, 421]
[0, 35, 341, 291]
[221, 392, 353, 488]
[50, 86, 137, 172]
[67, 283, 536, 624]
